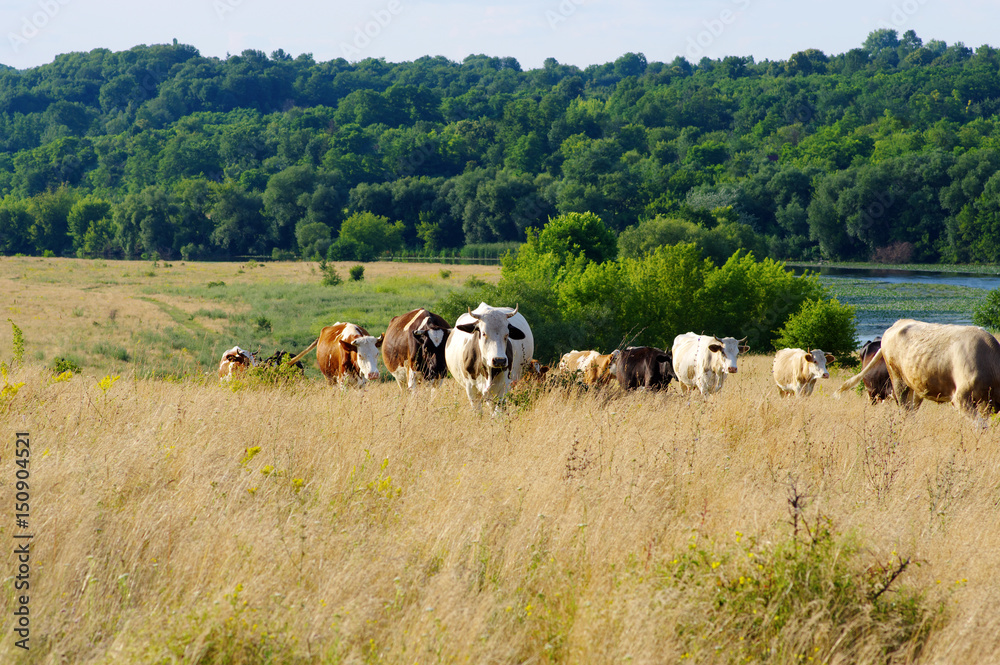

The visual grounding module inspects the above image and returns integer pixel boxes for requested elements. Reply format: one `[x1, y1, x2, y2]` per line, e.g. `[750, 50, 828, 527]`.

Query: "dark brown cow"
[615, 347, 676, 391]
[381, 308, 450, 390]
[287, 322, 382, 387]
[858, 338, 892, 403]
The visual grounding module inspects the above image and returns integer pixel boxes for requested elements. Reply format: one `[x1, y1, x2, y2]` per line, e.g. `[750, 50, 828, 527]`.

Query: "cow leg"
[464, 383, 482, 413]
[801, 381, 816, 397]
[407, 367, 418, 390]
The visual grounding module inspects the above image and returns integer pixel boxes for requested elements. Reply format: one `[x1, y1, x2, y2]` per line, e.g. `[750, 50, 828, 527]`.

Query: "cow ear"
[708, 343, 722, 353]
[340, 340, 357, 353]
[413, 330, 427, 339]
[804, 352, 814, 362]
[657, 354, 670, 364]
[375, 334, 384, 348]
[456, 322, 477, 334]
[508, 324, 525, 340]
[825, 353, 835, 363]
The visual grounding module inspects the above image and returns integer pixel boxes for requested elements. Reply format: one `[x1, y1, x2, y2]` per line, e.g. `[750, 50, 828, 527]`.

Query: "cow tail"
[287, 338, 319, 366]
[835, 347, 884, 396]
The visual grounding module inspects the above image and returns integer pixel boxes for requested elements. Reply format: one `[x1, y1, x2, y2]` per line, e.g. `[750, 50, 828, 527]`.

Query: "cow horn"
[468, 307, 483, 321]
[507, 304, 519, 318]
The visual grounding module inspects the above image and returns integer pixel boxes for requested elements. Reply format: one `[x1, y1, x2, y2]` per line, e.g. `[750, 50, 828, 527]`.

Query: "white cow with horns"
[671, 332, 749, 396]
[445, 303, 534, 413]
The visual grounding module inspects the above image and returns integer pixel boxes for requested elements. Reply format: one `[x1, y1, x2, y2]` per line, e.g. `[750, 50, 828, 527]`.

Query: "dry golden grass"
[2, 353, 1000, 664]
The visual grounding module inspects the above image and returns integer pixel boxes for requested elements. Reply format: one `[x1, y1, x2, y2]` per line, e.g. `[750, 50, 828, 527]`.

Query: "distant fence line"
[378, 255, 503, 265]
[223, 254, 504, 265]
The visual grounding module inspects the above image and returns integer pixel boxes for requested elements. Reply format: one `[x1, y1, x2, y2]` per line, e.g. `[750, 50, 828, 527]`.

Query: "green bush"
[337, 211, 404, 259]
[349, 265, 365, 281]
[973, 288, 1000, 331]
[317, 259, 342, 286]
[774, 297, 859, 360]
[437, 240, 852, 363]
[52, 356, 82, 374]
[668, 518, 941, 662]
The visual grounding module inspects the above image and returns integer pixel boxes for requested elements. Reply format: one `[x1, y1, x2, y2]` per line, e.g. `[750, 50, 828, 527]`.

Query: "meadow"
[2, 257, 1000, 664]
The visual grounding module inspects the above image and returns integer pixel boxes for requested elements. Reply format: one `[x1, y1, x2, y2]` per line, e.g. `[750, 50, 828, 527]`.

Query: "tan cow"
[773, 348, 835, 397]
[837, 319, 1000, 417]
[558, 349, 619, 386]
[218, 346, 257, 381]
[287, 322, 383, 387]
[559, 350, 600, 374]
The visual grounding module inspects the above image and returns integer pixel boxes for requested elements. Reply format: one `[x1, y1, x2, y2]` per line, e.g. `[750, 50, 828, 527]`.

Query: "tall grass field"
[2, 257, 1000, 664]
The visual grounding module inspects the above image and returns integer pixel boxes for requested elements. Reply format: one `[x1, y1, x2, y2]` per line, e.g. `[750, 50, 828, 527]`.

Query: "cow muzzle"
[727, 367, 738, 373]
[367, 371, 380, 380]
[822, 372, 829, 379]
[490, 357, 508, 369]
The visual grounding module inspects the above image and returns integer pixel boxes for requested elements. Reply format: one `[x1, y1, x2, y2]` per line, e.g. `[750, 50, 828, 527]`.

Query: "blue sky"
[2, 0, 998, 70]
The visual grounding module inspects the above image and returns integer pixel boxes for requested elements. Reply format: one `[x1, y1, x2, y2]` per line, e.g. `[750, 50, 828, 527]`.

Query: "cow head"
[340, 335, 382, 382]
[524, 359, 550, 380]
[456, 305, 525, 375]
[804, 349, 835, 380]
[412, 327, 449, 381]
[708, 337, 746, 374]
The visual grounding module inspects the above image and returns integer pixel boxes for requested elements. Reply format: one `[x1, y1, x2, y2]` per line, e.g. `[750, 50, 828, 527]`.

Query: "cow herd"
[218, 306, 1000, 420]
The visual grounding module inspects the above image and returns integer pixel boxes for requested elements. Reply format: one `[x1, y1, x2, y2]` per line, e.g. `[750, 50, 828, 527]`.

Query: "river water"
[792, 266, 1000, 343]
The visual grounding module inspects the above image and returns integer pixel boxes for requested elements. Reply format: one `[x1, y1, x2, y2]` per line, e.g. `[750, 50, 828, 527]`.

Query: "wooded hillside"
[3, 30, 1000, 263]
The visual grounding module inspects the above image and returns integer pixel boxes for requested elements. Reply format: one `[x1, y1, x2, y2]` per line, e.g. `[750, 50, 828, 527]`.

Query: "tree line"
[3, 29, 1000, 263]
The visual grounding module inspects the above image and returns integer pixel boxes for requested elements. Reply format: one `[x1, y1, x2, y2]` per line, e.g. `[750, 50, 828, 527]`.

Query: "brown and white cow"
[287, 322, 383, 387]
[522, 359, 551, 382]
[445, 303, 532, 412]
[773, 348, 835, 397]
[858, 337, 892, 403]
[218, 346, 257, 381]
[837, 319, 1000, 417]
[381, 308, 450, 390]
[672, 332, 749, 396]
[558, 349, 619, 386]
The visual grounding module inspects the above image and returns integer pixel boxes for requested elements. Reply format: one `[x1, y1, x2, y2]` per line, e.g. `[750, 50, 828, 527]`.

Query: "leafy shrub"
[437, 241, 850, 363]
[271, 248, 296, 261]
[255, 316, 272, 333]
[318, 259, 342, 286]
[207, 281, 226, 288]
[973, 288, 1000, 331]
[531, 211, 617, 263]
[327, 237, 374, 262]
[336, 211, 404, 259]
[668, 518, 942, 662]
[52, 356, 82, 374]
[439, 269, 452, 279]
[774, 297, 859, 360]
[349, 265, 365, 281]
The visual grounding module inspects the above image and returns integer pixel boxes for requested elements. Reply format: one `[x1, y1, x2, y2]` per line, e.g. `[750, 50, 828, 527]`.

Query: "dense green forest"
[3, 29, 1000, 263]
